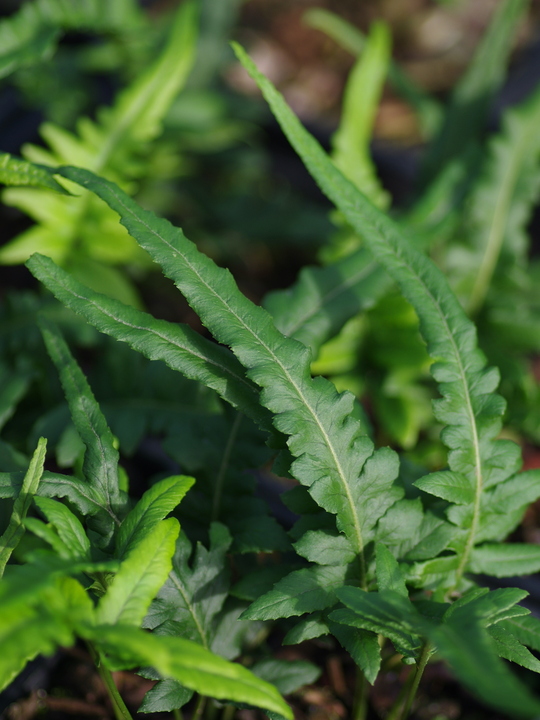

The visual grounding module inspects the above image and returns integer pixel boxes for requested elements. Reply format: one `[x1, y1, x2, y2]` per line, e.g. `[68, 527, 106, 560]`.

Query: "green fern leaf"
[43, 165, 404, 588]
[38, 317, 124, 533]
[0, 437, 47, 576]
[303, 8, 442, 137]
[26, 254, 271, 431]
[233, 43, 529, 590]
[0, 0, 197, 297]
[331, 20, 391, 209]
[0, 152, 69, 194]
[87, 623, 292, 718]
[115, 475, 194, 559]
[242, 565, 350, 621]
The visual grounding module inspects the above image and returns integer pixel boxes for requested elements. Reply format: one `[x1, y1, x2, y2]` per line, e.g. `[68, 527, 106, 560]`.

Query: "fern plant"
[0, 312, 292, 719]
[0, 0, 198, 307]
[286, 0, 540, 455]
[0, 98, 538, 715]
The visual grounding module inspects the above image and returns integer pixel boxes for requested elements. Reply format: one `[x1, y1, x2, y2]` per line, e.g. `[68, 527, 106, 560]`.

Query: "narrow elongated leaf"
[87, 624, 293, 718]
[303, 8, 442, 137]
[488, 623, 540, 674]
[0, 437, 46, 576]
[48, 166, 404, 589]
[0, 470, 118, 526]
[0, 153, 69, 194]
[97, 517, 179, 626]
[26, 255, 271, 431]
[233, 44, 521, 590]
[331, 20, 390, 208]
[506, 615, 540, 653]
[242, 565, 350, 621]
[469, 544, 540, 577]
[116, 475, 194, 558]
[33, 496, 90, 559]
[38, 316, 122, 525]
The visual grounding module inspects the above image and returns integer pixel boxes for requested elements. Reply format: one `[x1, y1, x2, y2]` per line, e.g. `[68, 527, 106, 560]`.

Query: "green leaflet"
[233, 43, 525, 590]
[38, 166, 404, 588]
[0, 0, 197, 308]
[25, 255, 271, 431]
[0, 470, 117, 522]
[0, 437, 47, 576]
[138, 678, 193, 714]
[145, 523, 232, 649]
[0, 153, 69, 194]
[38, 317, 123, 530]
[506, 615, 540, 653]
[303, 8, 442, 137]
[468, 543, 540, 577]
[331, 20, 390, 209]
[420, 0, 529, 185]
[97, 517, 179, 626]
[242, 565, 350, 622]
[87, 623, 293, 718]
[115, 475, 194, 559]
[488, 623, 540, 674]
[32, 496, 90, 560]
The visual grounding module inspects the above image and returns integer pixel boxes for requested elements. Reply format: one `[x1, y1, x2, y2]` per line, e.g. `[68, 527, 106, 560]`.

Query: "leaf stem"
[352, 666, 368, 720]
[399, 644, 430, 720]
[87, 643, 133, 720]
[173, 709, 183, 720]
[212, 412, 243, 522]
[192, 694, 207, 720]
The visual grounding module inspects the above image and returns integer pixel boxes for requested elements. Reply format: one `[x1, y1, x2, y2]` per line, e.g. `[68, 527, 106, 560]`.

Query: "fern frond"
[0, 0, 197, 302]
[233, 44, 531, 590]
[331, 20, 391, 209]
[464, 83, 540, 313]
[303, 8, 442, 137]
[30, 165, 405, 590]
[26, 254, 271, 431]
